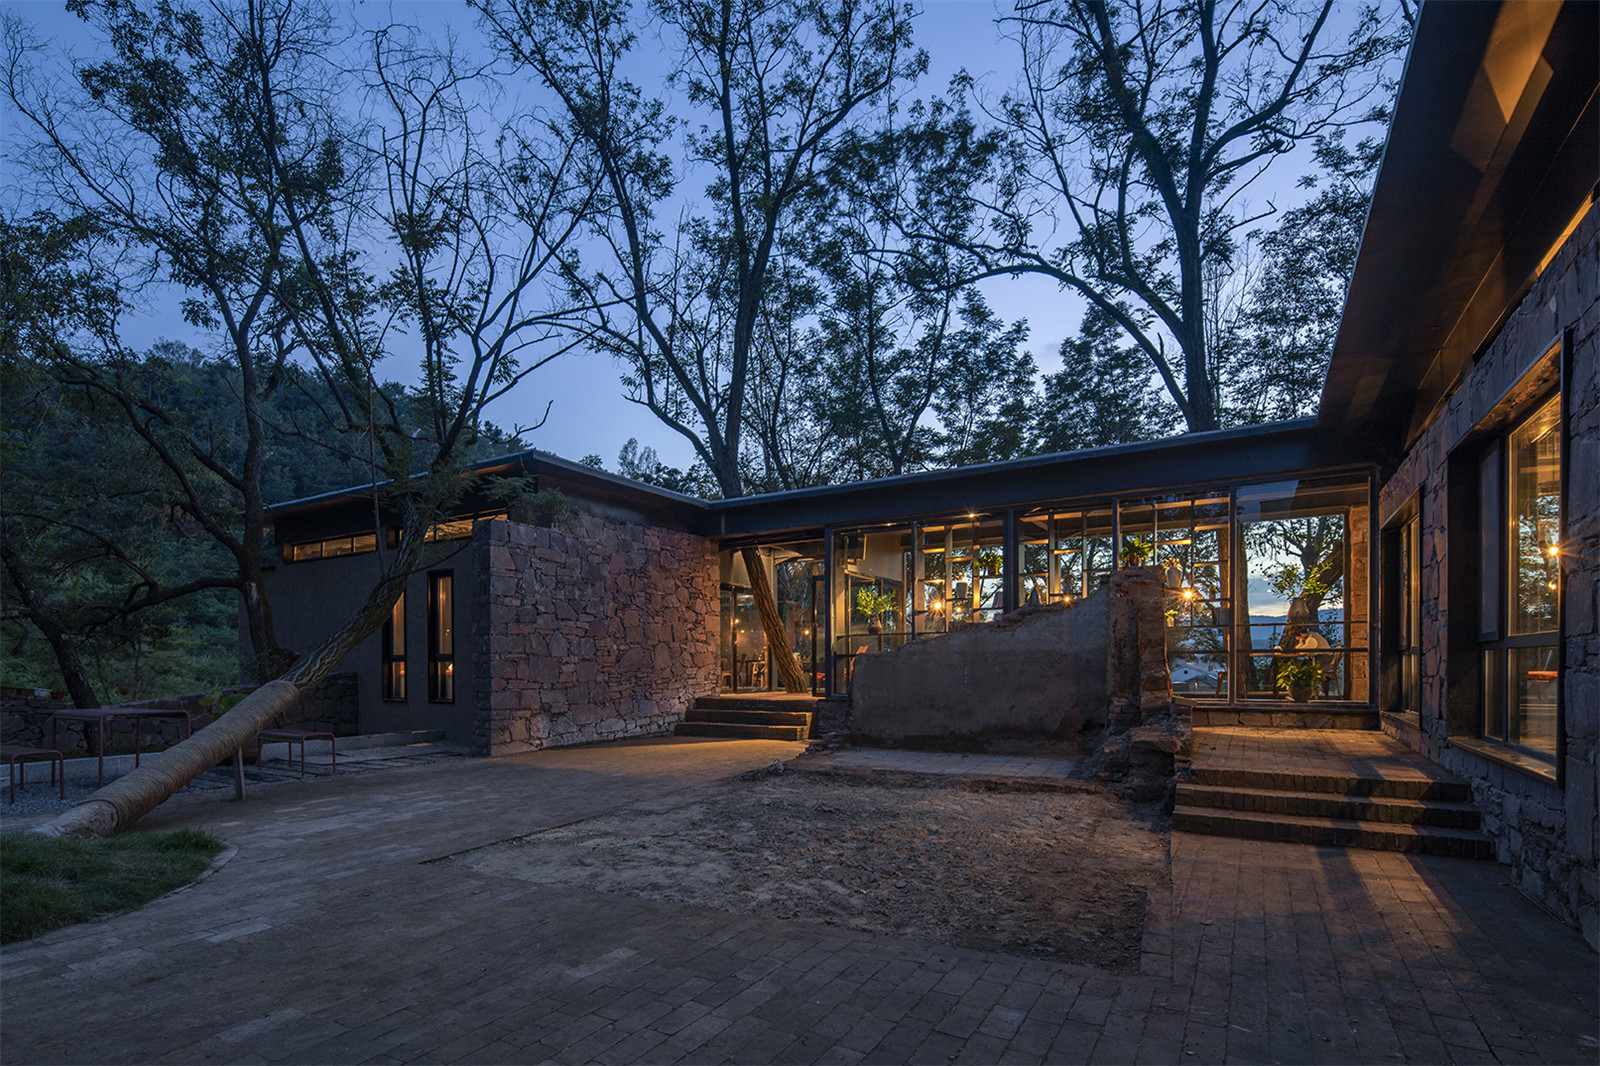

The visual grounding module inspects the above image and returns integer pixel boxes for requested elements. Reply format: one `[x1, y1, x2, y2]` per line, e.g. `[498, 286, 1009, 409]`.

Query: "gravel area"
[451, 763, 1170, 970]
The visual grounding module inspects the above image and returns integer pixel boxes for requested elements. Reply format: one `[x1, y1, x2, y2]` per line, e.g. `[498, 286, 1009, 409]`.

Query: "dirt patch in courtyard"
[447, 763, 1169, 970]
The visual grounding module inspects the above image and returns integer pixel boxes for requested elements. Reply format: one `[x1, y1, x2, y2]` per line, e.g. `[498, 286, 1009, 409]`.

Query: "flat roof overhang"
[1318, 0, 1599, 453]
[266, 420, 1385, 546]
[702, 419, 1381, 539]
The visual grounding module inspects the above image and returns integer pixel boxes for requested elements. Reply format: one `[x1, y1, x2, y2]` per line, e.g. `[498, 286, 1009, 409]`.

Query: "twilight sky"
[3, 0, 1358, 474]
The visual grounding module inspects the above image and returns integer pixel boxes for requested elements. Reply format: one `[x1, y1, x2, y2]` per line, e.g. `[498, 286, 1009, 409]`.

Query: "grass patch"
[1, 828, 226, 944]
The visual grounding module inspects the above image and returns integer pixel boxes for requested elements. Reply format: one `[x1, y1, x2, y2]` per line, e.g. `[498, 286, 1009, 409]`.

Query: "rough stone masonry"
[472, 512, 719, 756]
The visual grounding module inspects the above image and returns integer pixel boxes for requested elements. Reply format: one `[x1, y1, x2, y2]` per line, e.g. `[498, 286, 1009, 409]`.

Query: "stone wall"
[474, 514, 718, 755]
[850, 566, 1170, 744]
[1378, 204, 1598, 946]
[0, 673, 359, 755]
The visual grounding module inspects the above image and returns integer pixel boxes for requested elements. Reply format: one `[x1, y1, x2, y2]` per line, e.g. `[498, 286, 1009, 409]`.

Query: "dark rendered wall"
[1378, 206, 1597, 946]
[256, 540, 482, 745]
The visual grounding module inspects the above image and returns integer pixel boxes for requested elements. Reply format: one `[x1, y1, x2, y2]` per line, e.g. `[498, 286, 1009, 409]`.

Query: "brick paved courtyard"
[1, 737, 1594, 1064]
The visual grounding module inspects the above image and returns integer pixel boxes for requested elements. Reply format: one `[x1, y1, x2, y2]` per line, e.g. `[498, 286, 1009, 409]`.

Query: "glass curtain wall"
[1025, 491, 1230, 695]
[726, 474, 1373, 703]
[1121, 490, 1232, 696]
[830, 525, 915, 694]
[1235, 478, 1370, 700]
[916, 516, 1007, 626]
[1021, 505, 1116, 603]
[719, 541, 825, 694]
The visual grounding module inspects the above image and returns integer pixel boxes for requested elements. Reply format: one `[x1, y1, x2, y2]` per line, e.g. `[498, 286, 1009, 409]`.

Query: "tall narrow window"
[1481, 393, 1561, 759]
[1398, 514, 1421, 715]
[381, 591, 406, 701]
[428, 571, 454, 703]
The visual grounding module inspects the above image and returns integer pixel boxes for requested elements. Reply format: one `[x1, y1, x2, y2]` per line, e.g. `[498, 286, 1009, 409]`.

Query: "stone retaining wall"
[0, 673, 359, 756]
[474, 514, 718, 756]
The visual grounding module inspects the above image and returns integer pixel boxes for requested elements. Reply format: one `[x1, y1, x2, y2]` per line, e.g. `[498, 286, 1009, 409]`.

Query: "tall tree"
[3, 0, 359, 677]
[1216, 133, 1384, 423]
[8, 0, 587, 836]
[478, 0, 923, 691]
[1035, 304, 1177, 452]
[895, 0, 1409, 432]
[928, 293, 1035, 467]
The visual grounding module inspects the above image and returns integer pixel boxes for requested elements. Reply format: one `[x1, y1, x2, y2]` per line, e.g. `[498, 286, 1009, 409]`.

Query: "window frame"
[381, 590, 407, 702]
[1475, 377, 1566, 770]
[428, 571, 455, 704]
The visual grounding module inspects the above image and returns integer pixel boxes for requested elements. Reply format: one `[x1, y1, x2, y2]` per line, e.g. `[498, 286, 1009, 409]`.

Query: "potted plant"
[855, 586, 896, 635]
[1120, 538, 1154, 567]
[1277, 659, 1324, 702]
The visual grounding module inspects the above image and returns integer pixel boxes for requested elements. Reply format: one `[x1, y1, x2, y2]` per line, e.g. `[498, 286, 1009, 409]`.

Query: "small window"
[1480, 392, 1561, 759]
[381, 591, 406, 702]
[428, 571, 454, 703]
[283, 531, 383, 564]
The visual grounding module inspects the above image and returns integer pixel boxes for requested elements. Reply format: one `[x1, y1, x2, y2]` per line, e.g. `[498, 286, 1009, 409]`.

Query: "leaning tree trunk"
[35, 528, 423, 838]
[741, 546, 809, 694]
[32, 678, 306, 837]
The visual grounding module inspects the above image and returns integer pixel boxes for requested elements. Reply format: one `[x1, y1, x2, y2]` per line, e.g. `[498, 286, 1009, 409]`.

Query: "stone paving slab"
[2, 735, 1595, 1065]
[804, 747, 1081, 779]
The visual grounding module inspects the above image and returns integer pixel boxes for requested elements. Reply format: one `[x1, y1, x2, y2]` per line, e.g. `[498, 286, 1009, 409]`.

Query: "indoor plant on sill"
[1277, 659, 1324, 703]
[856, 586, 896, 635]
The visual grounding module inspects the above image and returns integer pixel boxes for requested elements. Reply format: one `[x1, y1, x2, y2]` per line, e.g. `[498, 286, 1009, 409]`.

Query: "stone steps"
[682, 709, 814, 727]
[1188, 764, 1472, 801]
[673, 698, 817, 742]
[1177, 783, 1483, 828]
[1172, 806, 1495, 859]
[1174, 754, 1493, 859]
[674, 722, 808, 741]
[692, 695, 827, 713]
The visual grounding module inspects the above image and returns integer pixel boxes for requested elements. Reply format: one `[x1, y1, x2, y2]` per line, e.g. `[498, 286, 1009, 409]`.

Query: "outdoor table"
[48, 707, 193, 787]
[0, 745, 66, 803]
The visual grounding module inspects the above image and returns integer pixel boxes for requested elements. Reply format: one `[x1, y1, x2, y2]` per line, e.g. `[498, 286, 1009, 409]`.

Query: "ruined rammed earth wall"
[1379, 205, 1598, 946]
[473, 514, 718, 756]
[850, 567, 1170, 743]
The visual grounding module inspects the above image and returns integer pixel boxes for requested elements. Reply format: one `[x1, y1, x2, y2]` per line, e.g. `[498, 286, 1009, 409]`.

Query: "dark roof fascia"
[1318, 0, 1599, 452]
[265, 448, 714, 538]
[704, 419, 1379, 539]
[268, 421, 1385, 546]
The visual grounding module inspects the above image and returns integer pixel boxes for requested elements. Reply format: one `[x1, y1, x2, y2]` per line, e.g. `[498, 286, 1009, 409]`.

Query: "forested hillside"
[1, 344, 518, 700]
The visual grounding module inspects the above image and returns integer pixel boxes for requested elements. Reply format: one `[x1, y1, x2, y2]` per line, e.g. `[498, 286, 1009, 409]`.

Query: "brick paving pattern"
[2, 734, 1594, 1064]
[807, 748, 1081, 780]
[1188, 727, 1468, 786]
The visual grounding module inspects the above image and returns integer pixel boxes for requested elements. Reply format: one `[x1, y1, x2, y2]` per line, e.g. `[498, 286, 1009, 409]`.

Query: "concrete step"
[1173, 805, 1495, 859]
[684, 708, 814, 727]
[674, 722, 807, 741]
[1176, 783, 1482, 829]
[1189, 707, 1379, 730]
[1189, 765, 1473, 803]
[695, 695, 825, 712]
